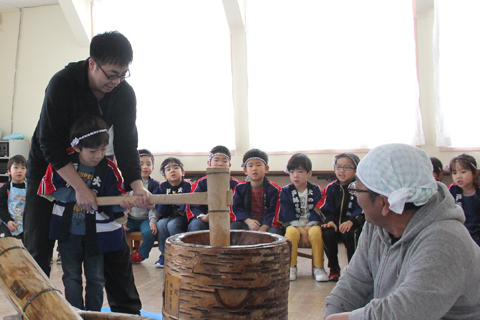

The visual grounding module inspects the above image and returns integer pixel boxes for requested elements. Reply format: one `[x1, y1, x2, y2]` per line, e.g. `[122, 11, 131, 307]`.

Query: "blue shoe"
[155, 255, 164, 268]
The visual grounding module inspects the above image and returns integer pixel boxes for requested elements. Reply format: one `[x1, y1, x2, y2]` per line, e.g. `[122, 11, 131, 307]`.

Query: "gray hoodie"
[127, 179, 158, 224]
[325, 182, 480, 320]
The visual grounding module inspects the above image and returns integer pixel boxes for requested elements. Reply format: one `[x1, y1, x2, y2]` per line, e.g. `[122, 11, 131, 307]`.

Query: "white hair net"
[356, 143, 438, 214]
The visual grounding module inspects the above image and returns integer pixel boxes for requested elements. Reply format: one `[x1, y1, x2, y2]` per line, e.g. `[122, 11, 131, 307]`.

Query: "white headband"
[161, 162, 184, 176]
[71, 129, 108, 147]
[209, 152, 230, 162]
[241, 157, 267, 168]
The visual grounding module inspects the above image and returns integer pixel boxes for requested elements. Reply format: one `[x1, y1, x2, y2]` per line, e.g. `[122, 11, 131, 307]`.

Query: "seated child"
[448, 154, 480, 246]
[279, 153, 328, 282]
[127, 149, 161, 263]
[187, 145, 240, 231]
[317, 152, 365, 281]
[155, 157, 194, 268]
[0, 155, 27, 239]
[430, 157, 444, 182]
[38, 115, 125, 311]
[232, 148, 283, 235]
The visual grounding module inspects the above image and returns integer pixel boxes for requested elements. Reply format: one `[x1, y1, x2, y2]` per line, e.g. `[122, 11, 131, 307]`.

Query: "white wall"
[0, 10, 20, 137]
[0, 3, 472, 186]
[0, 5, 88, 138]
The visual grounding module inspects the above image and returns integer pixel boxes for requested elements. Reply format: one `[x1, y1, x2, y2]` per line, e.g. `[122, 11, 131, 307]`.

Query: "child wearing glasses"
[448, 154, 480, 247]
[279, 153, 328, 282]
[317, 152, 365, 281]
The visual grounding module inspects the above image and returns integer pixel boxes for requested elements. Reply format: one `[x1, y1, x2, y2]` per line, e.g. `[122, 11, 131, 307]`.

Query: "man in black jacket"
[24, 31, 148, 314]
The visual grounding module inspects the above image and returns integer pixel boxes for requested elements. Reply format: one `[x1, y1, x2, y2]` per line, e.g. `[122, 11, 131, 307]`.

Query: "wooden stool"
[127, 231, 143, 252]
[127, 231, 159, 253]
[297, 246, 315, 276]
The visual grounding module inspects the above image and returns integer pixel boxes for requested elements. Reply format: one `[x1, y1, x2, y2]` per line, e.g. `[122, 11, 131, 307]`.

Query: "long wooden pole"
[0, 238, 82, 320]
[206, 167, 231, 246]
[96, 192, 212, 206]
[96, 168, 232, 246]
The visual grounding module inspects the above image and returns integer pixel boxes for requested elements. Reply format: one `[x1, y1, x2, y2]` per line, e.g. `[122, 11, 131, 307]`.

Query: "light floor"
[0, 245, 347, 319]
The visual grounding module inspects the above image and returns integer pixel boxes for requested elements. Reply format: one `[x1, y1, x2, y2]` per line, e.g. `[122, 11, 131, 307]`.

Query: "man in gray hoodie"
[324, 143, 480, 320]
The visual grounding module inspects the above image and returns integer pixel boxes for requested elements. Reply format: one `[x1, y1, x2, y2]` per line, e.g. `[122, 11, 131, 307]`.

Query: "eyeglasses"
[93, 59, 130, 81]
[347, 181, 371, 196]
[334, 165, 355, 172]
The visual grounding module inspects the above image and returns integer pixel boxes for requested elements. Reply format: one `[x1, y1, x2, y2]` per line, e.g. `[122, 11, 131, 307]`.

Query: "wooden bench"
[127, 231, 158, 252]
[297, 247, 315, 276]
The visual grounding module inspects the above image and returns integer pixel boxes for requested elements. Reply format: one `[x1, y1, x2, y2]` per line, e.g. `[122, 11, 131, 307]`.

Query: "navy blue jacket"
[232, 178, 282, 228]
[39, 151, 125, 254]
[187, 176, 239, 221]
[279, 181, 323, 224]
[147, 177, 161, 194]
[448, 183, 480, 234]
[156, 179, 194, 218]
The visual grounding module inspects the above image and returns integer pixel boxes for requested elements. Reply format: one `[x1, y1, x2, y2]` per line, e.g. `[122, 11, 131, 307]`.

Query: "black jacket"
[27, 59, 141, 189]
[317, 179, 365, 228]
[0, 182, 27, 222]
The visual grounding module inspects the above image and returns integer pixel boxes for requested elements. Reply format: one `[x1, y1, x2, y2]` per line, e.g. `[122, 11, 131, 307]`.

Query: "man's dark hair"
[287, 153, 312, 173]
[210, 145, 231, 160]
[70, 115, 109, 150]
[90, 31, 133, 67]
[242, 148, 268, 165]
[7, 155, 27, 172]
[139, 149, 154, 166]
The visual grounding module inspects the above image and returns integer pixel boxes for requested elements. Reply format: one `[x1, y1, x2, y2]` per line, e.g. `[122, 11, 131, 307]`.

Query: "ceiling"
[0, 0, 434, 15]
[0, 0, 59, 12]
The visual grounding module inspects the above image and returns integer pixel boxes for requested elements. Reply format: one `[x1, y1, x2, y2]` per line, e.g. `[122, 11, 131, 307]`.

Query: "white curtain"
[246, 0, 423, 151]
[434, 0, 480, 148]
[92, 0, 236, 153]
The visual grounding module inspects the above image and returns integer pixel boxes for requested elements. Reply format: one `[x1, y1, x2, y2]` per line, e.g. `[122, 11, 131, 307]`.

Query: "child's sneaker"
[314, 267, 329, 282]
[290, 266, 297, 281]
[130, 251, 144, 263]
[155, 255, 164, 268]
[56, 253, 62, 265]
[329, 267, 341, 281]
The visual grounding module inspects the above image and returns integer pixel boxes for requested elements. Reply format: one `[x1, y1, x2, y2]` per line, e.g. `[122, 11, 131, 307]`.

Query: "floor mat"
[100, 307, 162, 319]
